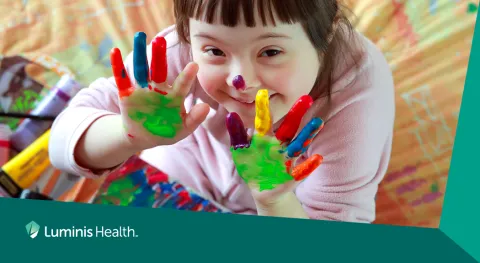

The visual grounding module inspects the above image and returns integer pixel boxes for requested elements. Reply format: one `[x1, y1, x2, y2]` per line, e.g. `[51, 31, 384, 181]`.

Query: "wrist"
[254, 191, 292, 210]
[254, 192, 309, 219]
[74, 114, 142, 170]
[116, 117, 146, 154]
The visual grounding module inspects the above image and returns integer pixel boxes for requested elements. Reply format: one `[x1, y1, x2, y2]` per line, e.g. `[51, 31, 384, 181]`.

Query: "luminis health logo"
[26, 221, 40, 239]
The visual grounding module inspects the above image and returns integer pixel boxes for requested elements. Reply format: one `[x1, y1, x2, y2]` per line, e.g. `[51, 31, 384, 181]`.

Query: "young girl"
[49, 0, 395, 222]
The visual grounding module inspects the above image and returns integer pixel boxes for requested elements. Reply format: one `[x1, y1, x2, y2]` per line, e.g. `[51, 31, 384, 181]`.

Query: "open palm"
[110, 32, 208, 150]
[226, 90, 324, 203]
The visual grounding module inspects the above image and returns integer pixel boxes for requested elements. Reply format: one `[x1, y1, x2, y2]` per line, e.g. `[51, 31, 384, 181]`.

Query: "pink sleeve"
[296, 41, 396, 223]
[49, 25, 192, 178]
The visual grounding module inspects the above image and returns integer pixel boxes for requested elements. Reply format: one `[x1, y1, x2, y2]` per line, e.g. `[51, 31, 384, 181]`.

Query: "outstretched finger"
[275, 95, 313, 144]
[183, 103, 210, 135]
[150, 36, 167, 84]
[110, 48, 134, 98]
[133, 32, 150, 88]
[255, 89, 271, 136]
[226, 112, 250, 150]
[171, 62, 199, 98]
[285, 117, 324, 158]
[291, 154, 323, 181]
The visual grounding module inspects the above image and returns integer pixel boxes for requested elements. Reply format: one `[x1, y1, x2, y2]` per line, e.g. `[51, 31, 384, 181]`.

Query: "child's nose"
[227, 64, 260, 91]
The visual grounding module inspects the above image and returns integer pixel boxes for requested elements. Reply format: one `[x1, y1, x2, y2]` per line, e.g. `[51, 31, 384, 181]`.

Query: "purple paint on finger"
[226, 112, 249, 149]
[232, 75, 245, 91]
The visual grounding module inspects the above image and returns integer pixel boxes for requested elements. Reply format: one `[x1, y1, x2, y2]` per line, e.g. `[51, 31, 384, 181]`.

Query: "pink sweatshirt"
[49, 25, 395, 223]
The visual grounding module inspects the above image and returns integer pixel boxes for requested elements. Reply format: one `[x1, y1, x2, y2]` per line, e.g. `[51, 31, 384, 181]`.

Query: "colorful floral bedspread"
[0, 0, 477, 228]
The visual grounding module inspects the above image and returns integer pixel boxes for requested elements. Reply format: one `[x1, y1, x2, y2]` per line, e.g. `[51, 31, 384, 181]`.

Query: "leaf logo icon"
[26, 221, 40, 239]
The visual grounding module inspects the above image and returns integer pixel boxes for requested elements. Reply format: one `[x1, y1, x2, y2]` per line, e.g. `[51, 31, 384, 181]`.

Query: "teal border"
[439, 6, 480, 262]
[0, 198, 477, 262]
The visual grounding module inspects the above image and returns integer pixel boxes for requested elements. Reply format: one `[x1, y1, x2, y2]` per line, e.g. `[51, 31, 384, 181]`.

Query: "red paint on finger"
[111, 48, 134, 98]
[128, 133, 134, 138]
[153, 88, 168, 95]
[291, 154, 323, 181]
[285, 159, 293, 173]
[151, 36, 168, 83]
[302, 139, 313, 148]
[275, 95, 313, 143]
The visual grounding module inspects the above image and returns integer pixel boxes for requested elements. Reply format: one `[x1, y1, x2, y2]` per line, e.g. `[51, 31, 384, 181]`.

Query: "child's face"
[189, 12, 320, 128]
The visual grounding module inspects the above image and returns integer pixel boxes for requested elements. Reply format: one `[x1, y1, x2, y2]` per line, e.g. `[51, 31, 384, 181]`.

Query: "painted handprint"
[110, 32, 208, 149]
[226, 89, 324, 192]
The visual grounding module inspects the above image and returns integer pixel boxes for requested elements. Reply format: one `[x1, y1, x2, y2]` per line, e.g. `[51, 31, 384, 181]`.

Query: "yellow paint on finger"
[255, 89, 271, 136]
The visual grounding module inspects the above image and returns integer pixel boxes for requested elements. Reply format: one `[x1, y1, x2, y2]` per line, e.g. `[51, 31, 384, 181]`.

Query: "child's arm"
[254, 192, 310, 219]
[49, 76, 130, 177]
[72, 108, 140, 171]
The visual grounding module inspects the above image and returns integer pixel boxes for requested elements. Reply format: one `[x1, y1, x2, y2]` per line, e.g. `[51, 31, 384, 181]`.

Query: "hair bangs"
[178, 0, 310, 28]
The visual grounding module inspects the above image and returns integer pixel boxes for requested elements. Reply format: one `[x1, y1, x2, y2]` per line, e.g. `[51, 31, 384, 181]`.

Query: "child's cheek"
[271, 74, 291, 94]
[196, 69, 225, 96]
[278, 64, 314, 97]
[262, 65, 294, 94]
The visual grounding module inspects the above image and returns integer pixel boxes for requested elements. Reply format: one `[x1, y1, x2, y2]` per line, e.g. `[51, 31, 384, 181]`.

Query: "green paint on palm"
[126, 89, 183, 138]
[231, 134, 293, 191]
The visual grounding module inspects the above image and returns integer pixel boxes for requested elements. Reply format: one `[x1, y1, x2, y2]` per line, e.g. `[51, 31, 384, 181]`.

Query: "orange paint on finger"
[110, 48, 134, 98]
[291, 154, 323, 181]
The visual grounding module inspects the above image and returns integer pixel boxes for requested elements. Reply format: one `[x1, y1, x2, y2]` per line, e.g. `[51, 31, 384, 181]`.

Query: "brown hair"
[173, 0, 360, 100]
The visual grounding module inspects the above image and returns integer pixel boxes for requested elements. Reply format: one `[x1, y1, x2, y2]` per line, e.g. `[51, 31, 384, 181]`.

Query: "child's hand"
[226, 90, 324, 205]
[110, 32, 209, 150]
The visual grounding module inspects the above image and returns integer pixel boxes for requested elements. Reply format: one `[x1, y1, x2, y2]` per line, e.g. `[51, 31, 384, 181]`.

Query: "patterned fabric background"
[0, 0, 477, 228]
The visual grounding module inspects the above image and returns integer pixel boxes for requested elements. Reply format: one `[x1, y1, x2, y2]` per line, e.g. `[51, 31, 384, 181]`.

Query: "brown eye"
[260, 49, 282, 57]
[206, 48, 225, 57]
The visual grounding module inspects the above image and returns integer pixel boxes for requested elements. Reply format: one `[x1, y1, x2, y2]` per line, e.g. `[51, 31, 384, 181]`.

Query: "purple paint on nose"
[232, 75, 245, 90]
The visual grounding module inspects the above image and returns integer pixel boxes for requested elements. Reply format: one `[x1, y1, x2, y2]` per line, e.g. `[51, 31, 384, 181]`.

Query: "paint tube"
[10, 75, 82, 152]
[0, 124, 12, 166]
[0, 130, 52, 199]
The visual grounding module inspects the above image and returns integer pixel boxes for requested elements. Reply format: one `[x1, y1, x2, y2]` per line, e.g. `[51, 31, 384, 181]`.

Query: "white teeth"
[237, 98, 255, 104]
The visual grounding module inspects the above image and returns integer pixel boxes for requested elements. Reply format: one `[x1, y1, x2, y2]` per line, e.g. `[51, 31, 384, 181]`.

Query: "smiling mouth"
[232, 93, 278, 105]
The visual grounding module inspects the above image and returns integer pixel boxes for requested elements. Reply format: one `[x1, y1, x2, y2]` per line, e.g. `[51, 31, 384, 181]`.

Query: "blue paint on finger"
[133, 32, 149, 88]
[284, 117, 324, 158]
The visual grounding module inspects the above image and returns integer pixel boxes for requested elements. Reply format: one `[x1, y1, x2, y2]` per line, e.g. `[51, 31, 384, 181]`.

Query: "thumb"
[172, 62, 199, 98]
[183, 103, 210, 133]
